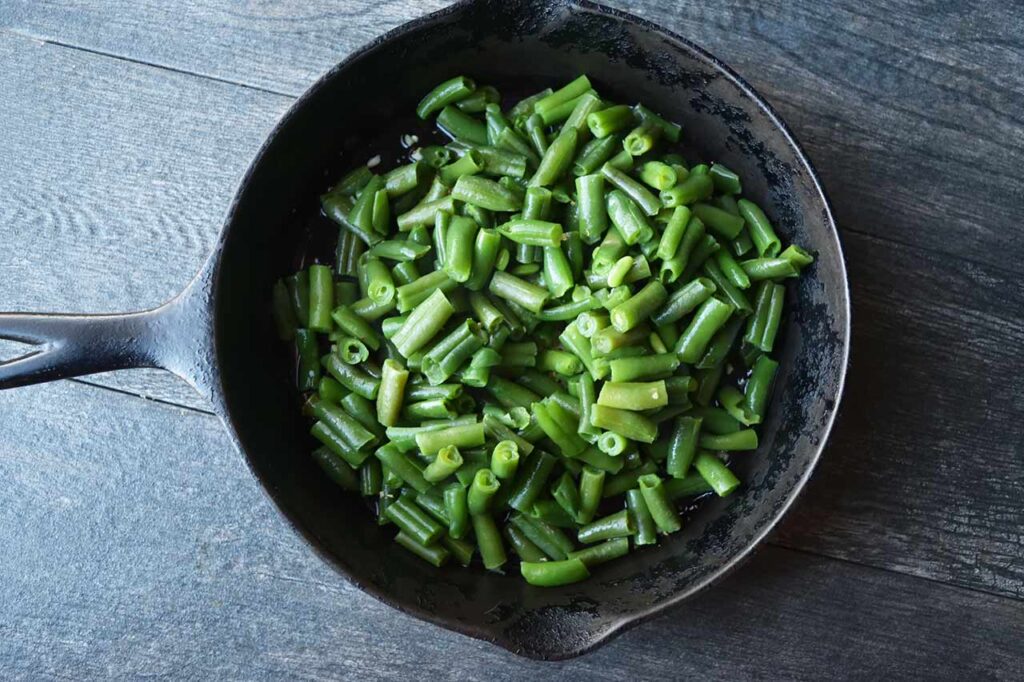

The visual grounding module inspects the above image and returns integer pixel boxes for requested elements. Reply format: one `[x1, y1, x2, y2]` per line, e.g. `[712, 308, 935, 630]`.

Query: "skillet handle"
[0, 273, 215, 397]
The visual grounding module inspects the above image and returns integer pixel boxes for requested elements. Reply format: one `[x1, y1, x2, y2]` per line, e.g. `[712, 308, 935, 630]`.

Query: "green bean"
[576, 174, 609, 243]
[442, 215, 478, 283]
[665, 416, 702, 478]
[694, 451, 741, 496]
[780, 244, 815, 269]
[324, 354, 380, 400]
[510, 513, 573, 561]
[497, 219, 563, 248]
[520, 558, 589, 586]
[551, 471, 582, 523]
[707, 162, 741, 194]
[348, 176, 385, 236]
[384, 495, 445, 545]
[371, 189, 390, 234]
[703, 259, 751, 314]
[578, 509, 635, 543]
[572, 134, 622, 177]
[655, 206, 691, 262]
[486, 375, 540, 409]
[598, 381, 668, 411]
[375, 444, 431, 493]
[659, 216, 707, 284]
[332, 165, 373, 196]
[634, 104, 681, 142]
[637, 473, 681, 533]
[294, 329, 321, 391]
[537, 296, 600, 321]
[699, 429, 758, 451]
[606, 189, 653, 246]
[465, 228, 502, 290]
[524, 113, 549, 156]
[415, 422, 485, 455]
[507, 450, 557, 513]
[590, 404, 658, 443]
[606, 256, 634, 288]
[468, 468, 500, 514]
[743, 355, 779, 424]
[455, 84, 499, 113]
[501, 341, 538, 368]
[417, 76, 476, 119]
[438, 149, 484, 185]
[591, 324, 648, 355]
[601, 163, 661, 216]
[533, 400, 587, 457]
[737, 198, 781, 257]
[529, 129, 578, 187]
[674, 297, 734, 363]
[610, 280, 667, 332]
[606, 148, 633, 170]
[368, 239, 431, 262]
[640, 161, 678, 191]
[394, 532, 449, 567]
[740, 258, 800, 281]
[340, 392, 386, 441]
[472, 513, 507, 570]
[606, 353, 679, 383]
[625, 489, 657, 545]
[396, 196, 456, 231]
[623, 121, 660, 157]
[538, 349, 582, 376]
[564, 91, 605, 133]
[692, 203, 745, 241]
[504, 524, 548, 562]
[660, 174, 713, 207]
[542, 245, 574, 297]
[318, 376, 347, 404]
[533, 75, 592, 120]
[391, 289, 454, 358]
[308, 265, 335, 333]
[597, 431, 628, 456]
[312, 446, 359, 491]
[443, 483, 469, 539]
[452, 175, 523, 212]
[490, 440, 520, 480]
[696, 315, 745, 370]
[359, 458, 382, 497]
[437, 105, 488, 145]
[489, 270, 549, 313]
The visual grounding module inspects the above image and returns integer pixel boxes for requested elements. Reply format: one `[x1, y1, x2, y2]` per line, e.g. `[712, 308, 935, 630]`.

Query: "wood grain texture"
[776, 232, 1024, 598]
[4, 0, 1024, 273]
[0, 3, 1022, 601]
[0, 30, 291, 411]
[2, 380, 1021, 680]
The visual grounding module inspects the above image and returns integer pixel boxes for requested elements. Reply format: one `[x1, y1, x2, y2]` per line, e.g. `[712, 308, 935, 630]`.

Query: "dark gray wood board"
[2, 380, 1022, 680]
[4, 0, 1023, 273]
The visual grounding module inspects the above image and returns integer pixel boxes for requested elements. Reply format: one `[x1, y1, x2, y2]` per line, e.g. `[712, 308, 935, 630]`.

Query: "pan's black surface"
[0, 0, 848, 660]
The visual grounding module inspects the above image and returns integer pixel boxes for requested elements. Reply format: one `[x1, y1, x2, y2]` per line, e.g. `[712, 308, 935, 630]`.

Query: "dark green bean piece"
[318, 376, 347, 404]
[307, 264, 334, 333]
[510, 513, 573, 561]
[443, 483, 469, 539]
[468, 468, 501, 515]
[472, 513, 507, 571]
[436, 105, 488, 145]
[600, 460, 656, 498]
[609, 281, 667, 333]
[438, 149, 484, 185]
[665, 416, 702, 479]
[324, 354, 379, 400]
[463, 228, 501, 291]
[332, 165, 373, 196]
[455, 84, 499, 113]
[674, 297, 734, 363]
[708, 162, 741, 194]
[601, 163, 661, 217]
[694, 451, 741, 496]
[692, 203, 745, 241]
[534, 401, 587, 457]
[569, 466, 603, 525]
[441, 534, 475, 567]
[591, 324, 648, 356]
[294, 328, 321, 391]
[507, 450, 557, 513]
[743, 354, 779, 424]
[347, 175, 384, 236]
[523, 113, 549, 157]
[488, 270, 549, 313]
[396, 195, 456, 231]
[384, 495, 445, 545]
[703, 259, 752, 313]
[395, 270, 456, 313]
[550, 471, 582, 522]
[405, 395, 455, 421]
[323, 192, 380, 246]
[572, 134, 621, 177]
[737, 198, 781, 257]
[633, 104, 681, 142]
[312, 446, 359, 491]
[339, 392, 386, 441]
[394, 532, 449, 567]
[696, 315, 745, 370]
[564, 91, 605, 133]
[542, 244, 574, 297]
[490, 440, 520, 480]
[367, 239, 431, 262]
[715, 247, 751, 291]
[310, 418, 370, 468]
[576, 173, 609, 243]
[486, 375, 541, 410]
[371, 189, 390, 235]
[529, 129, 578, 187]
[625, 489, 657, 546]
[533, 75, 592, 119]
[504, 524, 548, 562]
[441, 215, 477, 283]
[416, 145, 451, 170]
[374, 443, 431, 493]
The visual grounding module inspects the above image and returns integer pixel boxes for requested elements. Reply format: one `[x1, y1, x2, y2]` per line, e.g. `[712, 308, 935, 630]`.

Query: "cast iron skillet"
[0, 0, 849, 660]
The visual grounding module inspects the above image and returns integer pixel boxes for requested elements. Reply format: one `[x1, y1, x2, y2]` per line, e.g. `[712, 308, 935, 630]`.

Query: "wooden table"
[2, 1, 1022, 678]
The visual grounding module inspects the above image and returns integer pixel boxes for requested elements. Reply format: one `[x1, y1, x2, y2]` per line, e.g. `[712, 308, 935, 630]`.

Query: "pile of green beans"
[272, 74, 813, 587]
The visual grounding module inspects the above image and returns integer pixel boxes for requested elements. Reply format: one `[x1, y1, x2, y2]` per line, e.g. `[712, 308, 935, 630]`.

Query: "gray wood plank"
[3, 0, 1024, 273]
[0, 30, 291, 411]
[776, 232, 1024, 598]
[2, 380, 1022, 680]
[1, 19, 1023, 600]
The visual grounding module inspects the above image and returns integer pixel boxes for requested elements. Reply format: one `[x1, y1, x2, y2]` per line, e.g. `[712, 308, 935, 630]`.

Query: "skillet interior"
[210, 0, 849, 659]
